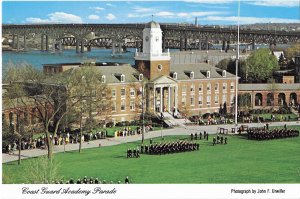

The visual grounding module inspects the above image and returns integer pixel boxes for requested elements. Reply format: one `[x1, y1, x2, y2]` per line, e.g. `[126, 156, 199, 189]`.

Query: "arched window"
[173, 72, 177, 80]
[139, 74, 143, 81]
[207, 71, 210, 78]
[101, 75, 106, 83]
[222, 70, 226, 77]
[121, 74, 125, 82]
[190, 71, 194, 79]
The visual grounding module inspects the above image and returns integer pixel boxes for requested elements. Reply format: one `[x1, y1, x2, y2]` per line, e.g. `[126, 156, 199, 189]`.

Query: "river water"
[2, 48, 137, 70]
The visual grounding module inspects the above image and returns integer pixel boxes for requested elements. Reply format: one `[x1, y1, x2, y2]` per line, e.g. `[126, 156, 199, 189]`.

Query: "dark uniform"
[125, 176, 129, 184]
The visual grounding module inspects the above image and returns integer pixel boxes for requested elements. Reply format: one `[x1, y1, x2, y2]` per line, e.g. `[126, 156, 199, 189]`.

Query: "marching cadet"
[213, 137, 216, 146]
[224, 137, 228, 144]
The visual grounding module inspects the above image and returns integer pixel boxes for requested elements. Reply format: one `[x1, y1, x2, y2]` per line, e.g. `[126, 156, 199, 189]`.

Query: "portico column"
[175, 86, 178, 110]
[168, 86, 171, 112]
[160, 87, 163, 112]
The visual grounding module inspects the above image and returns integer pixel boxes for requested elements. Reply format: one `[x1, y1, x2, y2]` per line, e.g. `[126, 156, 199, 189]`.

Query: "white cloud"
[106, 13, 116, 20]
[89, 6, 105, 10]
[133, 6, 155, 13]
[247, 0, 299, 7]
[156, 11, 175, 17]
[25, 12, 83, 24]
[106, 3, 114, 7]
[204, 16, 300, 24]
[88, 15, 100, 20]
[185, 0, 235, 3]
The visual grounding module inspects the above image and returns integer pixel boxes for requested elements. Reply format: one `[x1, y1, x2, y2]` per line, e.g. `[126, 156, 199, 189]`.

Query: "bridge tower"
[134, 21, 171, 80]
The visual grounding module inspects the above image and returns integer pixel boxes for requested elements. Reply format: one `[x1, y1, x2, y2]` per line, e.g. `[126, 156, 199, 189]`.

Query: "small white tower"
[135, 21, 171, 80]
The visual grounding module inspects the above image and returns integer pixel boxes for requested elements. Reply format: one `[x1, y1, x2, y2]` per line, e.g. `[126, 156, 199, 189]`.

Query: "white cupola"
[135, 21, 170, 61]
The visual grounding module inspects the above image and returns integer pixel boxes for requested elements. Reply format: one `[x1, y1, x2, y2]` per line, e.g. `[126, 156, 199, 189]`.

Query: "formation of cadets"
[212, 135, 228, 146]
[54, 176, 130, 184]
[127, 148, 140, 158]
[247, 127, 300, 140]
[140, 140, 199, 155]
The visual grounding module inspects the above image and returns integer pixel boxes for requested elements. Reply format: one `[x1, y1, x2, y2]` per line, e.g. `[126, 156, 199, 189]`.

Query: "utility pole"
[142, 82, 145, 144]
[235, 0, 240, 134]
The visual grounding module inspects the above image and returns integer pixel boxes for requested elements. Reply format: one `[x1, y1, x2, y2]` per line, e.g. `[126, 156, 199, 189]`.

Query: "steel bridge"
[3, 23, 300, 53]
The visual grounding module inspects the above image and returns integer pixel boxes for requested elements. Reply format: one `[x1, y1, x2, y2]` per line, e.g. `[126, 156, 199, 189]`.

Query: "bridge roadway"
[3, 23, 300, 52]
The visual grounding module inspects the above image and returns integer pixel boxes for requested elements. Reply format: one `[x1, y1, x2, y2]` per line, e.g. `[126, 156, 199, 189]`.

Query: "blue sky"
[3, 1, 300, 25]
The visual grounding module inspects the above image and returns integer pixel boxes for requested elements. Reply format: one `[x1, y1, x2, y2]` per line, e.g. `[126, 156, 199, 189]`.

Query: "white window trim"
[222, 70, 226, 77]
[101, 75, 106, 83]
[173, 72, 177, 80]
[190, 71, 194, 79]
[207, 71, 210, 78]
[139, 74, 143, 81]
[121, 74, 125, 82]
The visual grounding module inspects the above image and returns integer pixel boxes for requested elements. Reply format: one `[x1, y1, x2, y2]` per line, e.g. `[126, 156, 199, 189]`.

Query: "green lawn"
[3, 126, 300, 184]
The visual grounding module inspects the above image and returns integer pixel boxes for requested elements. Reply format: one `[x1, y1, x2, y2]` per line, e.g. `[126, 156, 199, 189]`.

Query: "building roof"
[170, 63, 236, 80]
[146, 21, 160, 28]
[239, 83, 300, 91]
[99, 64, 147, 84]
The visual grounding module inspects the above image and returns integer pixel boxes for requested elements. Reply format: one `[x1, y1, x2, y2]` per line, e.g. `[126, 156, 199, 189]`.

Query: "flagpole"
[235, 0, 240, 134]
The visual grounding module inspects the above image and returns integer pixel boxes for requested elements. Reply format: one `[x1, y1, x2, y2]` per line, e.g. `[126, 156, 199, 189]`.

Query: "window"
[223, 83, 227, 91]
[101, 75, 106, 83]
[121, 100, 126, 111]
[182, 96, 186, 106]
[206, 95, 211, 105]
[198, 95, 203, 105]
[199, 84, 203, 92]
[121, 74, 125, 82]
[207, 83, 211, 91]
[230, 82, 234, 90]
[215, 83, 219, 91]
[214, 95, 219, 104]
[121, 88, 126, 98]
[139, 74, 143, 81]
[112, 102, 116, 112]
[222, 70, 226, 77]
[190, 96, 195, 106]
[190, 84, 195, 92]
[173, 72, 177, 80]
[158, 64, 162, 71]
[182, 85, 187, 95]
[130, 100, 135, 111]
[222, 94, 226, 103]
[112, 89, 116, 98]
[190, 71, 194, 79]
[207, 71, 210, 78]
[130, 88, 135, 97]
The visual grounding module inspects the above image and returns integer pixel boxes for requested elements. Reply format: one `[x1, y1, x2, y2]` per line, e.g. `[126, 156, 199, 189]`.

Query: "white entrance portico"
[147, 75, 178, 113]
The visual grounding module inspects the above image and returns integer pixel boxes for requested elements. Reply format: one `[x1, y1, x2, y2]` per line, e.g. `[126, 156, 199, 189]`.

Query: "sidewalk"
[2, 121, 299, 163]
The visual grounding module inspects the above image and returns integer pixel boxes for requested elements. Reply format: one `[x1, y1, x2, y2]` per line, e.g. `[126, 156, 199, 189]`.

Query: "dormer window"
[101, 75, 106, 83]
[190, 71, 194, 79]
[173, 72, 177, 80]
[222, 70, 226, 77]
[121, 74, 125, 82]
[139, 74, 143, 81]
[207, 71, 210, 78]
